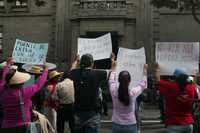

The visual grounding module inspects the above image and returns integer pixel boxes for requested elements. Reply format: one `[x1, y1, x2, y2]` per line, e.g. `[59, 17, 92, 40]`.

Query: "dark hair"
[118, 71, 131, 106]
[5, 69, 16, 84]
[4, 69, 20, 88]
[80, 54, 93, 69]
[79, 54, 94, 85]
[176, 74, 189, 92]
[60, 71, 70, 82]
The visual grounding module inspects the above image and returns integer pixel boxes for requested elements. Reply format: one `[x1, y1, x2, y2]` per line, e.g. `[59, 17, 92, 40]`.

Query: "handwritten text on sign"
[156, 42, 199, 75]
[78, 33, 112, 60]
[117, 47, 146, 88]
[12, 39, 48, 65]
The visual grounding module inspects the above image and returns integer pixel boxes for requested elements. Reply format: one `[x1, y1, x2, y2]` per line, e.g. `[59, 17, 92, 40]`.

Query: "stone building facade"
[0, 0, 154, 70]
[0, 0, 56, 62]
[55, 0, 154, 70]
[0, 0, 199, 71]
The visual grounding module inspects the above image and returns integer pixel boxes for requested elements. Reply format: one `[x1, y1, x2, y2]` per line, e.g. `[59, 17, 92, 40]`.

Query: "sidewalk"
[140, 103, 160, 121]
[101, 102, 165, 133]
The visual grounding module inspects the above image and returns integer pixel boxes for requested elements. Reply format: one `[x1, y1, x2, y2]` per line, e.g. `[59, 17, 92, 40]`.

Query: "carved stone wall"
[70, 0, 136, 19]
[54, 0, 154, 70]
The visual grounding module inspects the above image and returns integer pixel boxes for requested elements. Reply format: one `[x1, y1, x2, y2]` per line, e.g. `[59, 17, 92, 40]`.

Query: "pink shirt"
[0, 65, 48, 128]
[109, 72, 147, 125]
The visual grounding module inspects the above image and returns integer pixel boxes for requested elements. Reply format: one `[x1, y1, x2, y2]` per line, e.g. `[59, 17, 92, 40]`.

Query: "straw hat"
[9, 71, 31, 85]
[48, 70, 62, 81]
[27, 66, 42, 74]
[0, 61, 18, 70]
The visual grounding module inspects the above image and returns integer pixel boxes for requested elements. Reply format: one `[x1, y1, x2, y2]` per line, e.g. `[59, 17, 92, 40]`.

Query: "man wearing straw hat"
[24, 65, 45, 112]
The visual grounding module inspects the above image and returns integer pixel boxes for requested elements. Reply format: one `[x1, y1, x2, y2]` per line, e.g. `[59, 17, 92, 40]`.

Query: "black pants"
[101, 100, 108, 114]
[158, 95, 165, 122]
[57, 103, 75, 133]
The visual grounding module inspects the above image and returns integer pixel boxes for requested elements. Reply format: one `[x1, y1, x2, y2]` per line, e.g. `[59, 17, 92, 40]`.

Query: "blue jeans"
[167, 124, 193, 133]
[74, 111, 100, 133]
[112, 123, 137, 133]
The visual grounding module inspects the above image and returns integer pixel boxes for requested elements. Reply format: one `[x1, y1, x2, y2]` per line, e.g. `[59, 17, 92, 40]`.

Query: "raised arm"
[24, 64, 48, 97]
[155, 63, 161, 82]
[108, 53, 118, 92]
[70, 55, 80, 70]
[109, 71, 118, 94]
[129, 64, 148, 97]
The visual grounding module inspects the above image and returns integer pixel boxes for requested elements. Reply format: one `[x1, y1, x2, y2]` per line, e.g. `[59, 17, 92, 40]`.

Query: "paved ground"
[100, 103, 166, 133]
[100, 123, 166, 133]
[65, 103, 166, 133]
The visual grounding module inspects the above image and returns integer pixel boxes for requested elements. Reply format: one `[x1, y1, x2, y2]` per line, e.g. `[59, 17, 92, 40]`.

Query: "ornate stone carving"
[70, 0, 136, 19]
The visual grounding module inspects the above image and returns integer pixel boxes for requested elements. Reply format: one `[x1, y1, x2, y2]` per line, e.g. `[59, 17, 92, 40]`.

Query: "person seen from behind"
[0, 57, 48, 133]
[55, 71, 75, 133]
[155, 64, 198, 133]
[43, 70, 62, 130]
[109, 55, 148, 133]
[25, 65, 44, 112]
[70, 53, 109, 133]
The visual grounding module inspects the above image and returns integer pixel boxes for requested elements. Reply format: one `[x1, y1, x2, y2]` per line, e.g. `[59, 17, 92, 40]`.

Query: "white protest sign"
[78, 33, 112, 60]
[117, 47, 146, 88]
[156, 42, 199, 75]
[12, 39, 48, 65]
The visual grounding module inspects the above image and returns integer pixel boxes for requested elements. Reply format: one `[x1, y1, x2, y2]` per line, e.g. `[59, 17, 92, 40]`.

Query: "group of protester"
[0, 53, 200, 133]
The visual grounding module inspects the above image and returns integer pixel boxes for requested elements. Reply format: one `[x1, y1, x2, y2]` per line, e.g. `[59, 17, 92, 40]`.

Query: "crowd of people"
[0, 53, 200, 133]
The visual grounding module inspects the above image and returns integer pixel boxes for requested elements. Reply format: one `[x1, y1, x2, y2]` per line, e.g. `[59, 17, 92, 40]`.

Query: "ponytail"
[118, 71, 131, 106]
[176, 74, 189, 92]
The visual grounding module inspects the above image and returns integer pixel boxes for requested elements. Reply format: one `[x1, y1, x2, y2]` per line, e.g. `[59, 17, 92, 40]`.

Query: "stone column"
[55, 0, 72, 70]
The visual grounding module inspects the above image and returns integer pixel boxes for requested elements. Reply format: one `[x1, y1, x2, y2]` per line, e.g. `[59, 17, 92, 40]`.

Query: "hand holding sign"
[111, 53, 117, 71]
[44, 63, 49, 71]
[143, 64, 148, 76]
[6, 57, 14, 66]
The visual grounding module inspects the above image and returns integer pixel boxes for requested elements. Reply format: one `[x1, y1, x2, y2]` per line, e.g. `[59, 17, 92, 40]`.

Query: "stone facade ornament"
[70, 0, 136, 19]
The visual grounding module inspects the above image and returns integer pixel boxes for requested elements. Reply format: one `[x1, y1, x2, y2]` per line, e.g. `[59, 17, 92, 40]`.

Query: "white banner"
[117, 47, 146, 88]
[156, 42, 199, 75]
[78, 33, 112, 60]
[12, 39, 48, 65]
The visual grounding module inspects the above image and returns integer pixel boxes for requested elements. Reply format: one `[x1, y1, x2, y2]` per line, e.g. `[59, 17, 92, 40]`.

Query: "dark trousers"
[158, 95, 165, 122]
[57, 103, 75, 133]
[102, 100, 108, 114]
[74, 111, 100, 133]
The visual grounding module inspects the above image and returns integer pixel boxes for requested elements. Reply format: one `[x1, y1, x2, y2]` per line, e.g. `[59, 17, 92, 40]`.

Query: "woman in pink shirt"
[0, 58, 48, 133]
[109, 61, 148, 133]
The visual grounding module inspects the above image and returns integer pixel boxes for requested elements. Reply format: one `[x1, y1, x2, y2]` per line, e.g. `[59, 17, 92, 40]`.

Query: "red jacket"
[159, 80, 198, 125]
